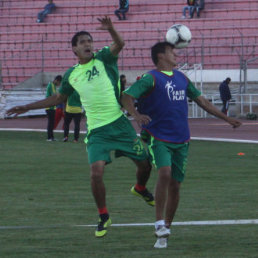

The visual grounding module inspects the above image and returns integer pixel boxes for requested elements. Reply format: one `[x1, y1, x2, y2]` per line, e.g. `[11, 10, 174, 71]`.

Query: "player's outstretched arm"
[6, 93, 68, 117]
[121, 93, 151, 126]
[96, 16, 125, 56]
[194, 95, 242, 128]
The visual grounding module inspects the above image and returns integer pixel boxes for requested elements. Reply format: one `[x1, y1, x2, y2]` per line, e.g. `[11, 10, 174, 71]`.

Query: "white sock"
[155, 220, 165, 230]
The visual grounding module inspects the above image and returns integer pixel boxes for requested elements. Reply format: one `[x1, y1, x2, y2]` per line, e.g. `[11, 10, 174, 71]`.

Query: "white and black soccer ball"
[166, 24, 192, 49]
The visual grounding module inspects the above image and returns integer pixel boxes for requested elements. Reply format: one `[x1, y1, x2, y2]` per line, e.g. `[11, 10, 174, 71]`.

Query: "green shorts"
[86, 115, 148, 164]
[148, 137, 189, 182]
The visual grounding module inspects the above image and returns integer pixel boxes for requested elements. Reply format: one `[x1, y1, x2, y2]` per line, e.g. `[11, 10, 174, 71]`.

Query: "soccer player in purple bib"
[121, 41, 242, 248]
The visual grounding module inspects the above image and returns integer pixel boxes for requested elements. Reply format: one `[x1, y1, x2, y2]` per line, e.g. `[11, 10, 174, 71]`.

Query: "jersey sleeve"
[58, 68, 75, 96]
[96, 46, 118, 64]
[67, 90, 82, 107]
[186, 79, 201, 100]
[124, 73, 154, 99]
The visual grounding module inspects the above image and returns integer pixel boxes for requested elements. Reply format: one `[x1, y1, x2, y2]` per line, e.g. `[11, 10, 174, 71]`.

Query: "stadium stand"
[0, 0, 258, 89]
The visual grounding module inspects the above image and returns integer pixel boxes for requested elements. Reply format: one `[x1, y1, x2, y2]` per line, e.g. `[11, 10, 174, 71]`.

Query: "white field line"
[0, 128, 87, 134]
[191, 137, 258, 144]
[76, 219, 258, 227]
[1, 219, 258, 230]
[1, 128, 258, 144]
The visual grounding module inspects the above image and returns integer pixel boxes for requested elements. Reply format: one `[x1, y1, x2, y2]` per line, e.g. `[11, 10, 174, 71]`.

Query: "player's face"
[72, 35, 94, 64]
[54, 79, 60, 86]
[121, 78, 126, 85]
[164, 46, 177, 67]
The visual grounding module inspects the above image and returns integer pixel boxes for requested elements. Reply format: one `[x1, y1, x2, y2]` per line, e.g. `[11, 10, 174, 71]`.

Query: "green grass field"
[0, 131, 257, 257]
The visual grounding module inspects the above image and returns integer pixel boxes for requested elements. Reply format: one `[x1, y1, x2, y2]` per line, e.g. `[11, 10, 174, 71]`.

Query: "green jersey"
[66, 90, 82, 114]
[45, 82, 56, 110]
[59, 47, 123, 131]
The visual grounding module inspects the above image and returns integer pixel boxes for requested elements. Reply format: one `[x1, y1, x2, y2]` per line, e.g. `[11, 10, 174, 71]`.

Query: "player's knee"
[90, 171, 103, 183]
[158, 167, 171, 181]
[90, 163, 104, 181]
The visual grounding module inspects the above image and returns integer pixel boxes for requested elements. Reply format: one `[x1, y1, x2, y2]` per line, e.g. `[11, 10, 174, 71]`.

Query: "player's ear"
[72, 46, 78, 56]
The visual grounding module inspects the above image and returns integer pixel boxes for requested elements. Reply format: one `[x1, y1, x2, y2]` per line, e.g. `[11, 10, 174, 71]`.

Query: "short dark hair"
[120, 74, 126, 80]
[151, 41, 174, 65]
[54, 75, 62, 82]
[225, 77, 231, 83]
[71, 31, 93, 47]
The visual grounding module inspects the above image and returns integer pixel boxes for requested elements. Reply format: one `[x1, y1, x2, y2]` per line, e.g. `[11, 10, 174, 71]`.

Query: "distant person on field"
[63, 91, 83, 143]
[114, 0, 129, 20]
[191, 0, 205, 18]
[37, 0, 56, 23]
[54, 102, 64, 130]
[219, 77, 232, 115]
[182, 0, 195, 19]
[45, 75, 62, 141]
[120, 74, 127, 93]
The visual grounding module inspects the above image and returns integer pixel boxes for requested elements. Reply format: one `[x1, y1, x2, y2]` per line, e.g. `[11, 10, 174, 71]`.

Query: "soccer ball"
[166, 24, 192, 49]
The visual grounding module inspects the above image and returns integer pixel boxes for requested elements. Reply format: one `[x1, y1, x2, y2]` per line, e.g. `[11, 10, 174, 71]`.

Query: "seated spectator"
[191, 0, 205, 18]
[182, 0, 195, 19]
[37, 0, 56, 23]
[114, 0, 129, 20]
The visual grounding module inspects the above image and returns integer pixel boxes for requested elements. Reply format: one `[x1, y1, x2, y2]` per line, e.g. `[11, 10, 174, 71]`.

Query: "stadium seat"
[0, 0, 258, 89]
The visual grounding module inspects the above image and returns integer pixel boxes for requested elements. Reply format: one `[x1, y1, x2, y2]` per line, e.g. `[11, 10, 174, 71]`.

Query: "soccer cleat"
[63, 137, 68, 142]
[155, 226, 170, 238]
[130, 186, 155, 206]
[46, 138, 56, 142]
[95, 218, 112, 238]
[154, 237, 168, 248]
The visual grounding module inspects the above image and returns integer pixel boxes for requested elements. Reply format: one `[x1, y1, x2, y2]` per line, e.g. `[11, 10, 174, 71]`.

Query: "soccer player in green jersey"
[63, 90, 83, 143]
[45, 75, 62, 141]
[7, 17, 154, 238]
[121, 41, 242, 248]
